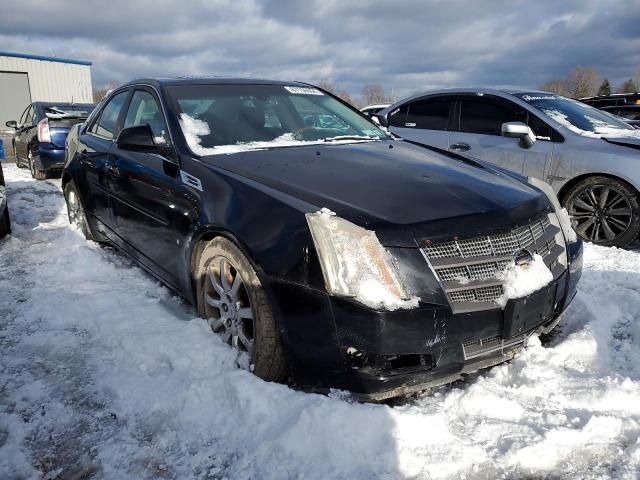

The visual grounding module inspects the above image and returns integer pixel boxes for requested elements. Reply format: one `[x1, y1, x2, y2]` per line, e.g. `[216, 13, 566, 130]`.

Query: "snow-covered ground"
[1, 162, 639, 480]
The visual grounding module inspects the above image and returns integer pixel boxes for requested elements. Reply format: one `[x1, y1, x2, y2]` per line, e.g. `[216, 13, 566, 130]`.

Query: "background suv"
[377, 89, 640, 247]
[6, 102, 95, 179]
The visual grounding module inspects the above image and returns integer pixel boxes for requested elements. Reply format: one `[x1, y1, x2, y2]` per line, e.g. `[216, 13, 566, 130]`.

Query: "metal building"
[0, 51, 93, 129]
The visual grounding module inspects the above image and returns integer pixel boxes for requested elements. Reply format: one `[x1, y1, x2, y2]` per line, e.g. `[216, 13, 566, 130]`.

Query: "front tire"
[563, 176, 640, 247]
[64, 181, 93, 240]
[195, 237, 287, 381]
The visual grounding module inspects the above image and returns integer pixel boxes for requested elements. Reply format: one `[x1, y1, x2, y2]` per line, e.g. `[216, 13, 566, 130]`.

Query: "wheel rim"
[29, 154, 35, 176]
[67, 190, 81, 226]
[203, 256, 255, 356]
[568, 185, 633, 242]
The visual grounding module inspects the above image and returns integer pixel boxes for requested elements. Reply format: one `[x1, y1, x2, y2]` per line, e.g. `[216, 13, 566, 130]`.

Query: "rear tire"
[30, 154, 46, 180]
[563, 176, 640, 247]
[64, 181, 93, 240]
[195, 237, 287, 381]
[13, 142, 22, 168]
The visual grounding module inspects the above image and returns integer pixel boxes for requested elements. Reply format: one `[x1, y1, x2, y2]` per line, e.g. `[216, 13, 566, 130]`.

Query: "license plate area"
[503, 283, 556, 339]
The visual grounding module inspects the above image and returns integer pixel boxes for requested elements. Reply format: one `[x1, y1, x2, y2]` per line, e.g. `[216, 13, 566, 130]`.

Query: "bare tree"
[317, 78, 338, 95]
[92, 80, 119, 103]
[565, 66, 599, 98]
[540, 79, 569, 96]
[316, 78, 358, 107]
[361, 84, 389, 106]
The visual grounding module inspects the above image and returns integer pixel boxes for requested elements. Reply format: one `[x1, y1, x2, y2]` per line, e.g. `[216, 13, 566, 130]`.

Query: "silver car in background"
[377, 89, 640, 247]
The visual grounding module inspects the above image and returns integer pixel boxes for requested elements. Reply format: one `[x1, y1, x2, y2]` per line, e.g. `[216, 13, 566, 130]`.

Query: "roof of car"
[378, 88, 555, 113]
[361, 104, 391, 110]
[581, 93, 640, 100]
[34, 101, 95, 107]
[122, 77, 311, 88]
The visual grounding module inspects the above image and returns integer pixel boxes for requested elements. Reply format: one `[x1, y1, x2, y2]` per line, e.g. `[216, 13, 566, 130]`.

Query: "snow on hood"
[544, 109, 640, 139]
[178, 114, 376, 156]
[496, 254, 553, 307]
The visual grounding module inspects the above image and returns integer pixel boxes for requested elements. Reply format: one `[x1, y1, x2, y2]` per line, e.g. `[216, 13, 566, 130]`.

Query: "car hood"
[602, 136, 640, 150]
[203, 140, 550, 246]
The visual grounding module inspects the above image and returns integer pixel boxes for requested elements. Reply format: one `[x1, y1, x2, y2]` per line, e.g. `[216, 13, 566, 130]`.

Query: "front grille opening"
[422, 214, 564, 311]
[361, 353, 435, 374]
[449, 284, 504, 303]
[462, 334, 526, 360]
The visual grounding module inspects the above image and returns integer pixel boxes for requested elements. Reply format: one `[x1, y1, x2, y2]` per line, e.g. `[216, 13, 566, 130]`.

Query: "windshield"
[516, 93, 638, 137]
[166, 84, 387, 155]
[45, 104, 95, 119]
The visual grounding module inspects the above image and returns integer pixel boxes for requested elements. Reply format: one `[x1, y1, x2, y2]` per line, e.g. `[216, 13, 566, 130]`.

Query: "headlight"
[528, 177, 578, 243]
[306, 208, 419, 310]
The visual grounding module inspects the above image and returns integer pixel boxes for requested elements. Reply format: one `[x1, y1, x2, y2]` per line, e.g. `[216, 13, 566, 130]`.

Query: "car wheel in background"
[13, 142, 22, 168]
[564, 176, 640, 247]
[0, 207, 10, 239]
[29, 153, 46, 180]
[195, 237, 287, 381]
[64, 181, 93, 240]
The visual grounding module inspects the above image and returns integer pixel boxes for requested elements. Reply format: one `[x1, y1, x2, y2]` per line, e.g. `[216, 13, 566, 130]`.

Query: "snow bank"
[2, 163, 640, 479]
[496, 253, 553, 307]
[178, 114, 376, 156]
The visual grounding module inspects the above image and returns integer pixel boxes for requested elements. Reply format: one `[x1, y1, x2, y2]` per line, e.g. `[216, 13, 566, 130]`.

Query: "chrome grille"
[462, 334, 526, 359]
[423, 214, 565, 313]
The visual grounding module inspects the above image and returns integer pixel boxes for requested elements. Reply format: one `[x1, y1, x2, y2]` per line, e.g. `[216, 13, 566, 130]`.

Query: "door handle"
[79, 150, 89, 164]
[106, 164, 120, 177]
[450, 142, 470, 152]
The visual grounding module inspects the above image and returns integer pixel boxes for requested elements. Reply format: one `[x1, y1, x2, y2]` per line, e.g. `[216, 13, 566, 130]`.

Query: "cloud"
[1, 0, 638, 99]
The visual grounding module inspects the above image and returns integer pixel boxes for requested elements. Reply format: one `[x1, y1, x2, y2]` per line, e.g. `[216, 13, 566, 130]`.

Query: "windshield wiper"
[323, 135, 377, 142]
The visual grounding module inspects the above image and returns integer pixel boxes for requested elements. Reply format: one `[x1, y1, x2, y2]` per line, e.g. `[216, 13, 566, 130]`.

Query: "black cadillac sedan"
[62, 78, 583, 400]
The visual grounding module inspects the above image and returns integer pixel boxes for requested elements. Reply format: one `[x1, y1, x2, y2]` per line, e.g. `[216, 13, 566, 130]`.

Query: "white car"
[360, 104, 390, 117]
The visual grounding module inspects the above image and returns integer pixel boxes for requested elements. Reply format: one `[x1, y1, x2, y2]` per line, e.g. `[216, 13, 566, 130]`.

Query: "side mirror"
[501, 122, 536, 149]
[372, 113, 388, 128]
[116, 124, 157, 150]
[5, 120, 17, 129]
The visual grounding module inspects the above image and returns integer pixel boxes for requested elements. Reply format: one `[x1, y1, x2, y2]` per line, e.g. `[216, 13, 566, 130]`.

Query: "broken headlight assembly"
[306, 209, 417, 310]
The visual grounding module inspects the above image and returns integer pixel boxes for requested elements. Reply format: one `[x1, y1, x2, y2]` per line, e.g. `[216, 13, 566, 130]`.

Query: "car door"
[78, 89, 130, 234]
[387, 95, 454, 150]
[14, 105, 33, 162]
[107, 87, 188, 283]
[448, 95, 556, 179]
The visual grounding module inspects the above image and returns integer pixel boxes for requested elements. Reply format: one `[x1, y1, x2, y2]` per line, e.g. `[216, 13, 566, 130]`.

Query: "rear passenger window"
[388, 104, 409, 128]
[124, 90, 169, 144]
[90, 91, 128, 139]
[406, 97, 452, 130]
[459, 98, 527, 136]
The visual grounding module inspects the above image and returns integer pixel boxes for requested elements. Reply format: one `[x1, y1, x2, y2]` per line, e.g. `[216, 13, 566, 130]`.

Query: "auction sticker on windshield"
[284, 86, 324, 95]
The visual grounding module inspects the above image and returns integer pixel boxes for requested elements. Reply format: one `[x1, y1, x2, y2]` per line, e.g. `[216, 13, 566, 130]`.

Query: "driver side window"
[90, 91, 128, 139]
[123, 90, 169, 145]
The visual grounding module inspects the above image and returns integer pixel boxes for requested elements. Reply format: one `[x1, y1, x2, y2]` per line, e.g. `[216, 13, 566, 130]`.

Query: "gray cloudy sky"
[1, 0, 639, 98]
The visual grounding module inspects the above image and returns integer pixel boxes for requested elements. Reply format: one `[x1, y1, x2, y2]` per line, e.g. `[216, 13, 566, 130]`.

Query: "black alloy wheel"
[564, 176, 640, 247]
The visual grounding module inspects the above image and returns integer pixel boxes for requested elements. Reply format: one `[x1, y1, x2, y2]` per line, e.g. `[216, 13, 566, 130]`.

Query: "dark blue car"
[6, 102, 95, 179]
[62, 78, 582, 399]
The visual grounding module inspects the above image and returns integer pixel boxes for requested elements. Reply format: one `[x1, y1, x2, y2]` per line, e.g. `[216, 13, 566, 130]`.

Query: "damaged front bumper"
[267, 241, 582, 401]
